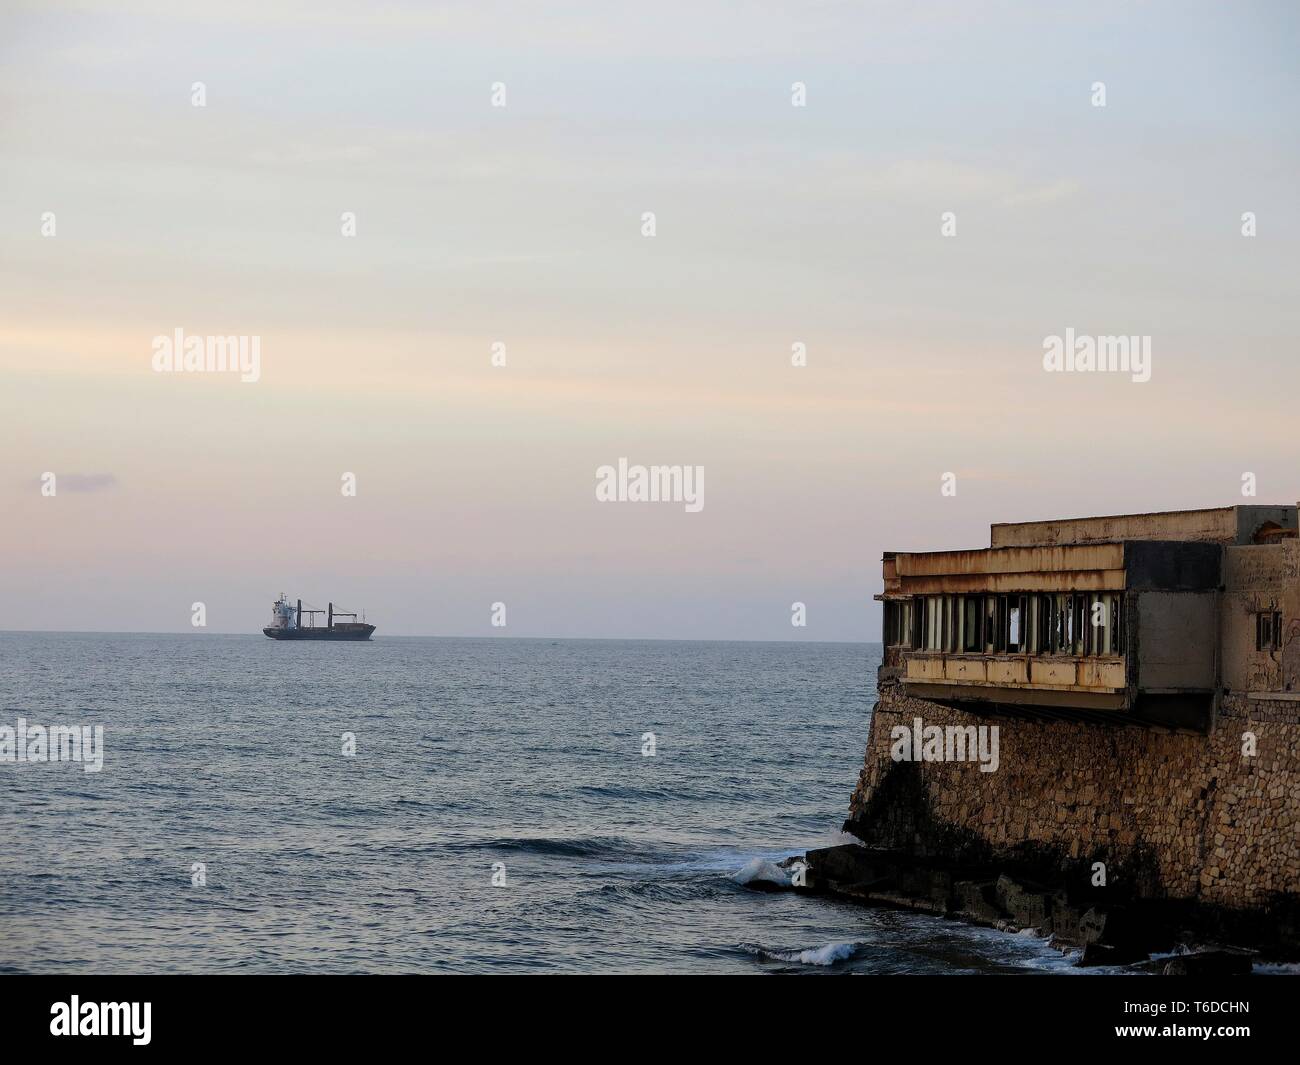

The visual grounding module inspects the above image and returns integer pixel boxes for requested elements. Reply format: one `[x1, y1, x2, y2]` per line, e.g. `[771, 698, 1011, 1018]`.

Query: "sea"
[0, 632, 1090, 974]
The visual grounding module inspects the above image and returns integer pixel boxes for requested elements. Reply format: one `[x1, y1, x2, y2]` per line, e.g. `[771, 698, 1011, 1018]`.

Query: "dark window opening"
[1256, 611, 1282, 652]
[1037, 594, 1052, 653]
[963, 598, 980, 652]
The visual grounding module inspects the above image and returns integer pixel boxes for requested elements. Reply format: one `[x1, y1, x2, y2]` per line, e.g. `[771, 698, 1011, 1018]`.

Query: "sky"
[1, 1, 1298, 639]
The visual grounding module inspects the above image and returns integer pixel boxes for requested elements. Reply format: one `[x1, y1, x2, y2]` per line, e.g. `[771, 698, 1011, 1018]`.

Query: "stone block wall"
[848, 683, 1300, 909]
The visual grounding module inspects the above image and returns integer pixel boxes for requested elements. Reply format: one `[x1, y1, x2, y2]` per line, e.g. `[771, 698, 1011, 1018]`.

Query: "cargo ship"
[262, 594, 376, 640]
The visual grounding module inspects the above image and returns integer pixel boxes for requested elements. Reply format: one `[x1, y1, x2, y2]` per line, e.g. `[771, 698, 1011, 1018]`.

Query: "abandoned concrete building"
[835, 505, 1300, 955]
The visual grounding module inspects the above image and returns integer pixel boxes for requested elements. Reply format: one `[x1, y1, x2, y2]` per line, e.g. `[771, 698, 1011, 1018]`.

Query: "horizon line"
[0, 628, 876, 646]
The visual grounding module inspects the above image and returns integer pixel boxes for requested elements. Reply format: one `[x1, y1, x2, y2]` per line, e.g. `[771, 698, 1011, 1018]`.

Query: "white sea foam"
[764, 942, 857, 966]
[819, 829, 865, 848]
[1255, 961, 1300, 975]
[732, 857, 792, 888]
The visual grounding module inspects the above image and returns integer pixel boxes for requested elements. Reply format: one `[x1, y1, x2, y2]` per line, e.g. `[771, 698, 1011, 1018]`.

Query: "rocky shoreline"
[786, 843, 1286, 974]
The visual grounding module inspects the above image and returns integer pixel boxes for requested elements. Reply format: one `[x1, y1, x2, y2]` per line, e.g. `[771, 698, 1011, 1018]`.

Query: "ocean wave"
[574, 783, 701, 802]
[747, 942, 858, 967]
[464, 835, 652, 861]
[732, 857, 795, 889]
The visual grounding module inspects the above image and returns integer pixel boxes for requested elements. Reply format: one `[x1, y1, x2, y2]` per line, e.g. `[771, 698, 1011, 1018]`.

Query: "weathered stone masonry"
[849, 684, 1300, 909]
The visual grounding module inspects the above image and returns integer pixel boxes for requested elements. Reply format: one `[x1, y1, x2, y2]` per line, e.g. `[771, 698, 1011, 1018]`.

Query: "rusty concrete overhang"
[889, 543, 1126, 594]
[902, 680, 1128, 712]
[894, 544, 1124, 576]
[896, 571, 1126, 594]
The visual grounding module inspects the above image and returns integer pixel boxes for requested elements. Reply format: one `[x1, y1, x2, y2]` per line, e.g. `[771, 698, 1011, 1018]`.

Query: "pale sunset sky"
[2, 1, 1297, 638]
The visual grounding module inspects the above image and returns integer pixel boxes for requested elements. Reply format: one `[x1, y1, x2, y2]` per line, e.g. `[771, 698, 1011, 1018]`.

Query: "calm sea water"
[0, 633, 1081, 974]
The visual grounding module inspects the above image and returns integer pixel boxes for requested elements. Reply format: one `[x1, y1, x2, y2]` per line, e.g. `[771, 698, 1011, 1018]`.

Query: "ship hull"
[262, 626, 376, 641]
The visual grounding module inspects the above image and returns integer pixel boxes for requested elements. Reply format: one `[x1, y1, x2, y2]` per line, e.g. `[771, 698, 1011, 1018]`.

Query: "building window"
[884, 600, 915, 647]
[1008, 594, 1026, 652]
[962, 598, 980, 652]
[926, 597, 942, 650]
[897, 592, 1125, 657]
[1256, 610, 1282, 652]
[1087, 592, 1104, 655]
